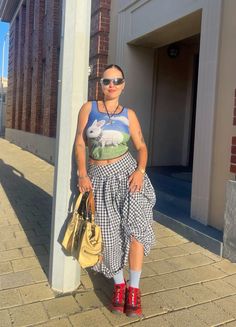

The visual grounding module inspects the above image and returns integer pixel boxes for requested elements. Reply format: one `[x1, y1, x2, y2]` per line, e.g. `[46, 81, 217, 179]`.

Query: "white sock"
[113, 269, 125, 285]
[129, 270, 141, 288]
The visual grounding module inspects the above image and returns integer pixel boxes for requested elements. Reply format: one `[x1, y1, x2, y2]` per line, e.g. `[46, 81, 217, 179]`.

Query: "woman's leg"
[126, 237, 144, 317]
[113, 269, 125, 284]
[129, 236, 144, 271]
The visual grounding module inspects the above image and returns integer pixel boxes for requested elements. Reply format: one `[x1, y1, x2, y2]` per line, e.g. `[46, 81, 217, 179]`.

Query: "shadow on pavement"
[0, 158, 52, 276]
[86, 269, 113, 307]
[0, 156, 114, 308]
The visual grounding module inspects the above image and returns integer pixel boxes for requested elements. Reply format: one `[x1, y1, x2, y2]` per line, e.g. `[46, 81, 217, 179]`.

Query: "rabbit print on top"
[86, 101, 130, 160]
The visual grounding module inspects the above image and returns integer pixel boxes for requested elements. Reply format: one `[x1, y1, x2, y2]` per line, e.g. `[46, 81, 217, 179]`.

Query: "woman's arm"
[75, 102, 93, 192]
[128, 109, 147, 192]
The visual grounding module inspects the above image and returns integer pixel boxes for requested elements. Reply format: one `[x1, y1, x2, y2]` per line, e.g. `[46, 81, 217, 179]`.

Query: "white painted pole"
[49, 0, 91, 293]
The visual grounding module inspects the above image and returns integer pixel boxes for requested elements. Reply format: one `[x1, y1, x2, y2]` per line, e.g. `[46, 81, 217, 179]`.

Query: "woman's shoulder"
[79, 101, 94, 115]
[127, 108, 137, 119]
[127, 107, 135, 113]
[82, 100, 94, 108]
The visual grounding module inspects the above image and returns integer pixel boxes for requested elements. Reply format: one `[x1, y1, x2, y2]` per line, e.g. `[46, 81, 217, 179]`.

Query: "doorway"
[149, 35, 200, 220]
[189, 53, 199, 168]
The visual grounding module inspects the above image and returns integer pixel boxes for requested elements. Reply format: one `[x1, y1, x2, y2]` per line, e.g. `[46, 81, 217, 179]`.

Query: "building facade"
[1, 0, 236, 246]
[0, 0, 62, 162]
[106, 0, 236, 234]
[0, 0, 111, 162]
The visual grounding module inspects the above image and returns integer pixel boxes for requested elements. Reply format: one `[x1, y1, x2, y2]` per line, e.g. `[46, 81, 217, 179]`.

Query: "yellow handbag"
[77, 190, 102, 268]
[61, 192, 86, 253]
[61, 191, 102, 268]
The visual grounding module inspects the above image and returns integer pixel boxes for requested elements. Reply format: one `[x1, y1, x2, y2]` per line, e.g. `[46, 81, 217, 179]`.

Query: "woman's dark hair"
[103, 64, 125, 79]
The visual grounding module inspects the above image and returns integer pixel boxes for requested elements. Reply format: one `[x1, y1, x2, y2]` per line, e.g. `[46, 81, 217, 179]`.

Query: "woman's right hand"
[77, 176, 93, 193]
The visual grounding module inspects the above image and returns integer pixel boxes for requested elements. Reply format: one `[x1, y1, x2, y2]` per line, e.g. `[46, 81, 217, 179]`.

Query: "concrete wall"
[119, 45, 155, 154]
[109, 1, 154, 155]
[209, 0, 236, 230]
[1, 102, 6, 135]
[108, 1, 154, 159]
[5, 128, 56, 164]
[0, 83, 7, 136]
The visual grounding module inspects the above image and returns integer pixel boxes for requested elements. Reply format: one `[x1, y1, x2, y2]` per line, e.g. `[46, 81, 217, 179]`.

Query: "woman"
[75, 64, 156, 318]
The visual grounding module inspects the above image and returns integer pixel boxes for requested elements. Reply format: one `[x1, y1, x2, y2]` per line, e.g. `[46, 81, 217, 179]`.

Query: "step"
[154, 210, 223, 256]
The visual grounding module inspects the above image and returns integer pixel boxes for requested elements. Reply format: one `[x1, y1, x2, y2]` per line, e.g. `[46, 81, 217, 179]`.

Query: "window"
[41, 59, 46, 114]
[44, 0, 48, 16]
[33, 2, 36, 30]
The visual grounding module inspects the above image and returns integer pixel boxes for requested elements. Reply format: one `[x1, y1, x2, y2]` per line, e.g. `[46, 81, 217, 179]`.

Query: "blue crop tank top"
[85, 101, 130, 160]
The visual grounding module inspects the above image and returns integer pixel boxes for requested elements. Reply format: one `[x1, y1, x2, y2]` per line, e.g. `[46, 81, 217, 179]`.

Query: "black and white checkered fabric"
[88, 152, 156, 278]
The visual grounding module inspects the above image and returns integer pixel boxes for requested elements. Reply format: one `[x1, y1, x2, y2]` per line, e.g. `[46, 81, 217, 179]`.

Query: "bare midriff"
[89, 152, 127, 166]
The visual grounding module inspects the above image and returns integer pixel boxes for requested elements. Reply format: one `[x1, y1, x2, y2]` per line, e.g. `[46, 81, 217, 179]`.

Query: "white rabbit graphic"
[86, 119, 124, 147]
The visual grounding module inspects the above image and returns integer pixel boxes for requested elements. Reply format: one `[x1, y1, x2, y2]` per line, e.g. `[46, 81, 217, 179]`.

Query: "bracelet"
[77, 169, 88, 178]
[136, 167, 145, 174]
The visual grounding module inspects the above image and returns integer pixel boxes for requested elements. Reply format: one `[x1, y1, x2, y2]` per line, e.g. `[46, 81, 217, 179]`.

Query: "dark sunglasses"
[100, 78, 124, 86]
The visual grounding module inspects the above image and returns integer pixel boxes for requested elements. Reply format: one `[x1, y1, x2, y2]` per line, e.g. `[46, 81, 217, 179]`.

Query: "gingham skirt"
[87, 152, 156, 278]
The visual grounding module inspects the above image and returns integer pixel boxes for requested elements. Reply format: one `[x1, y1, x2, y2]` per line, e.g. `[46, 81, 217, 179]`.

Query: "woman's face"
[101, 67, 125, 100]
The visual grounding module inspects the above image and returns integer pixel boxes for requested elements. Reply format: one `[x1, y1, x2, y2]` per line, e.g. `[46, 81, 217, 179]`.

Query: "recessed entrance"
[116, 0, 222, 243]
[149, 35, 200, 220]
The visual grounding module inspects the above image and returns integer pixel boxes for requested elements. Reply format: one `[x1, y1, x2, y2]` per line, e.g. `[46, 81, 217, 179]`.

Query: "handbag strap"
[73, 191, 95, 223]
[86, 190, 95, 223]
[74, 192, 84, 213]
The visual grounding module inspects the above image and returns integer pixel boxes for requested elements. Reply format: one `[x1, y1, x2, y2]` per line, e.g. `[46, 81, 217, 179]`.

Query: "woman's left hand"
[128, 170, 144, 193]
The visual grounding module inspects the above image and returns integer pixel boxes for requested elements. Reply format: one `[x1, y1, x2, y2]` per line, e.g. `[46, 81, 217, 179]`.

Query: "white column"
[191, 0, 222, 224]
[49, 0, 91, 293]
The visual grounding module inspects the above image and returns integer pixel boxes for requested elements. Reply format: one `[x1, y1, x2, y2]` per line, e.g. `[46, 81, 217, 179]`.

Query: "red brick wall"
[41, 0, 61, 137]
[15, 5, 26, 130]
[234, 90, 236, 126]
[22, 0, 34, 132]
[89, 0, 111, 100]
[6, 16, 19, 129]
[6, 0, 110, 137]
[230, 89, 236, 173]
[231, 136, 236, 173]
[5, 22, 13, 129]
[30, 0, 44, 134]
[6, 0, 62, 138]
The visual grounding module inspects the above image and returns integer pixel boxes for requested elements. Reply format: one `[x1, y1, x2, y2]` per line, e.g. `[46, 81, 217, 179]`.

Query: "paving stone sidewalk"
[1, 138, 236, 327]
